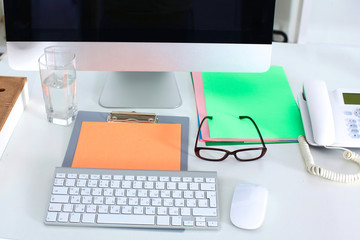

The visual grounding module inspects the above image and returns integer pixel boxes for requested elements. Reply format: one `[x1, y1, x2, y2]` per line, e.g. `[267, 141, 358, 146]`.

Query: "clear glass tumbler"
[38, 47, 78, 126]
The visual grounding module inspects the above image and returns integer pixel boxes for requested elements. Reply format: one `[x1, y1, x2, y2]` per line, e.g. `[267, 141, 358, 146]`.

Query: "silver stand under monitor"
[99, 72, 182, 108]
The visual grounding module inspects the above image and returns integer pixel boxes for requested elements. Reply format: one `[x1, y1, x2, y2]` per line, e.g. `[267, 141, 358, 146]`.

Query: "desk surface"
[1, 43, 360, 240]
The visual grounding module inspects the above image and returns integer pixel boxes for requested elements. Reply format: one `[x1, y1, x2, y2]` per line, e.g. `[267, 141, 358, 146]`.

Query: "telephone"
[298, 80, 360, 148]
[297, 80, 360, 183]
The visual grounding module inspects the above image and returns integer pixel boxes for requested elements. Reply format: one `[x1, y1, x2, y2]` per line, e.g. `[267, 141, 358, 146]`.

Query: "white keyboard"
[45, 167, 220, 230]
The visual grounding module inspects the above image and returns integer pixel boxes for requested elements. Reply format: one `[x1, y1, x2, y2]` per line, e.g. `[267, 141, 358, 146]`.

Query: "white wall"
[299, 0, 360, 46]
[273, 0, 360, 46]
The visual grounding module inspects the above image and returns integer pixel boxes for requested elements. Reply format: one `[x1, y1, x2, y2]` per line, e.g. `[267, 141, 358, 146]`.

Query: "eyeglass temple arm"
[239, 116, 267, 148]
[196, 116, 266, 148]
[194, 116, 213, 150]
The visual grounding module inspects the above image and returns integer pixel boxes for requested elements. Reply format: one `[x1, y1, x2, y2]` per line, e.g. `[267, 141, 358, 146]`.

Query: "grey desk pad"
[62, 111, 189, 171]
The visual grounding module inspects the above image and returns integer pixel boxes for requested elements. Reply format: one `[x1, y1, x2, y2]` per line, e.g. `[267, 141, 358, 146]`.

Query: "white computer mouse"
[230, 183, 269, 230]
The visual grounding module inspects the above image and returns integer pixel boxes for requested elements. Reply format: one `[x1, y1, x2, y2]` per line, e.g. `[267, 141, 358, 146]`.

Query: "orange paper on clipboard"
[72, 121, 182, 170]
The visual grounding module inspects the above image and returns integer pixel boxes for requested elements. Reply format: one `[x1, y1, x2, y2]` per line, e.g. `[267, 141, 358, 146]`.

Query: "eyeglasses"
[194, 116, 267, 161]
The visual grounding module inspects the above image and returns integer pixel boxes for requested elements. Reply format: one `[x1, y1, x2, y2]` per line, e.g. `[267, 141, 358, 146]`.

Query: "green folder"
[202, 66, 304, 142]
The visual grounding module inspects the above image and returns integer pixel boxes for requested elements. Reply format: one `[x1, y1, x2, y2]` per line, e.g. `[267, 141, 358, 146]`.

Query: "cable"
[298, 135, 360, 184]
[273, 30, 288, 43]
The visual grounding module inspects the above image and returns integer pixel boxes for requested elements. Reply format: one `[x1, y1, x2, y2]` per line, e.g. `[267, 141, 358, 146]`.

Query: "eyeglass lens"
[234, 149, 264, 160]
[197, 149, 227, 160]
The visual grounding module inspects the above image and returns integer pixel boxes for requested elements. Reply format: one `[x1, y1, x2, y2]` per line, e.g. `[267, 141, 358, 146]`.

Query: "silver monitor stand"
[99, 72, 182, 108]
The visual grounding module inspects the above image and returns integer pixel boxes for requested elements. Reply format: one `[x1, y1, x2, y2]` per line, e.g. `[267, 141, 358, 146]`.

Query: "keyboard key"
[134, 206, 144, 214]
[148, 176, 158, 181]
[88, 180, 98, 187]
[208, 221, 218, 227]
[75, 204, 85, 213]
[102, 175, 111, 180]
[181, 208, 191, 216]
[69, 187, 79, 195]
[183, 177, 192, 182]
[98, 205, 108, 213]
[184, 220, 194, 226]
[56, 173, 66, 178]
[65, 179, 76, 187]
[79, 174, 89, 179]
[145, 207, 156, 215]
[169, 207, 179, 215]
[46, 212, 58, 222]
[110, 206, 121, 214]
[90, 174, 100, 180]
[82, 213, 96, 223]
[201, 183, 216, 191]
[122, 206, 132, 214]
[175, 199, 185, 207]
[193, 208, 217, 217]
[63, 204, 74, 212]
[113, 175, 123, 180]
[171, 216, 182, 226]
[111, 180, 120, 188]
[189, 183, 199, 190]
[77, 180, 87, 187]
[206, 178, 216, 183]
[157, 207, 167, 215]
[93, 197, 104, 204]
[67, 174, 77, 179]
[97, 214, 155, 225]
[86, 205, 97, 213]
[125, 175, 135, 181]
[54, 179, 65, 186]
[58, 212, 69, 222]
[157, 216, 170, 226]
[194, 177, 204, 183]
[48, 203, 62, 212]
[51, 195, 69, 203]
[70, 196, 81, 204]
[69, 213, 81, 223]
[160, 176, 169, 182]
[196, 221, 206, 227]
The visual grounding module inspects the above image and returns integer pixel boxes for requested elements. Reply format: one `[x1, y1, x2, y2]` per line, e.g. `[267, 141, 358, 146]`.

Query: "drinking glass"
[38, 47, 78, 126]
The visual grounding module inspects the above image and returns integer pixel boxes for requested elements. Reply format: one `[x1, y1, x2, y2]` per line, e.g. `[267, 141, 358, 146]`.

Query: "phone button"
[350, 133, 360, 139]
[348, 123, 358, 129]
[350, 128, 359, 133]
[354, 108, 360, 117]
[346, 119, 357, 124]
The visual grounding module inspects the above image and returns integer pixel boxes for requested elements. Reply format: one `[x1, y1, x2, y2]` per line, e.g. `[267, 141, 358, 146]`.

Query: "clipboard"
[62, 111, 189, 171]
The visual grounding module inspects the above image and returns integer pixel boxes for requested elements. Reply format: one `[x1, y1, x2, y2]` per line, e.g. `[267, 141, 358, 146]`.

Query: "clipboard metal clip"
[107, 111, 159, 123]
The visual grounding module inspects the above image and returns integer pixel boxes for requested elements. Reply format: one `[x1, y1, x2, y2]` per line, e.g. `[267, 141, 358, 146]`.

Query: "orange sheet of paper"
[72, 121, 182, 170]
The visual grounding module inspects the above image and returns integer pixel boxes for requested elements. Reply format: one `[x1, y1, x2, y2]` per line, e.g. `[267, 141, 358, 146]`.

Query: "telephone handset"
[298, 80, 360, 148]
[297, 80, 360, 183]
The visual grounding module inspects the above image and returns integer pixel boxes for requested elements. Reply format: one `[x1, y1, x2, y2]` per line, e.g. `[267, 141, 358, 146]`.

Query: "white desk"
[0, 43, 360, 240]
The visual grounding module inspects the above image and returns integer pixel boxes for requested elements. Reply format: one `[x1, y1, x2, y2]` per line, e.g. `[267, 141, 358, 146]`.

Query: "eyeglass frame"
[194, 116, 267, 161]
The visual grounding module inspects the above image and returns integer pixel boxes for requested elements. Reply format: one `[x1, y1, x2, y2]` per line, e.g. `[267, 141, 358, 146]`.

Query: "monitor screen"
[5, 1, 274, 43]
[4, 0, 276, 108]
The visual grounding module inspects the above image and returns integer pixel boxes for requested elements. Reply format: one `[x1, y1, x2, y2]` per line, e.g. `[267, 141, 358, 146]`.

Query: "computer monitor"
[3, 0, 275, 108]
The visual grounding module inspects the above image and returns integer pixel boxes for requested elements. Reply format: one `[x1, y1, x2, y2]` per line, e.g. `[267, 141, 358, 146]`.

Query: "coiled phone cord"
[298, 135, 360, 183]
